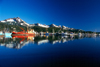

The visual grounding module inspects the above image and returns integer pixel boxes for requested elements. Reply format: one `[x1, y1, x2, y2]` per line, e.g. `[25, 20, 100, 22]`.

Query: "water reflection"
[0, 34, 98, 49]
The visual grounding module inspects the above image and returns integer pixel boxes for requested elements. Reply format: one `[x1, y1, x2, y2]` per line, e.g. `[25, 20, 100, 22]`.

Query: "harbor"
[1, 0, 100, 66]
[0, 32, 99, 67]
[0, 29, 98, 38]
[0, 33, 98, 49]
[0, 26, 98, 49]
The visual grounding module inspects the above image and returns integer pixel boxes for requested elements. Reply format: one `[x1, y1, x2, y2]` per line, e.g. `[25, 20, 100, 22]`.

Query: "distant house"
[35, 23, 49, 28]
[50, 24, 61, 28]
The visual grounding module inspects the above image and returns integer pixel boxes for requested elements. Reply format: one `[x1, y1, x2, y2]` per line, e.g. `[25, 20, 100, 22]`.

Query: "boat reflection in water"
[0, 35, 35, 49]
[0, 34, 97, 49]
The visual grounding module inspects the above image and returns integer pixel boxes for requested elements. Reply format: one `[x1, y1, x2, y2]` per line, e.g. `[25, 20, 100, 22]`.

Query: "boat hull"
[5, 33, 12, 36]
[11, 32, 35, 36]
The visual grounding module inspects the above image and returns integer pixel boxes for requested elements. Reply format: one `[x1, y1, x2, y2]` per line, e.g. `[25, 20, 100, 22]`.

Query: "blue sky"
[0, 0, 100, 32]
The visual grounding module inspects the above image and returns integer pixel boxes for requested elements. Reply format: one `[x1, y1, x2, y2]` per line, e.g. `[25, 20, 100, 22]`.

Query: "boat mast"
[19, 27, 25, 32]
[27, 26, 28, 31]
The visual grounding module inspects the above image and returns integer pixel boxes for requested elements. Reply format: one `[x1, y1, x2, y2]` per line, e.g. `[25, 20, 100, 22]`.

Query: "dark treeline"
[31, 26, 94, 33]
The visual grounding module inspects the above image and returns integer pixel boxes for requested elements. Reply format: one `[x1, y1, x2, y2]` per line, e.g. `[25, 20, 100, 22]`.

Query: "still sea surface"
[0, 35, 100, 67]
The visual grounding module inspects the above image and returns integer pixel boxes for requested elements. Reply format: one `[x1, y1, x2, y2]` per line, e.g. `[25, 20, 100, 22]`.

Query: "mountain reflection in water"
[0, 34, 97, 49]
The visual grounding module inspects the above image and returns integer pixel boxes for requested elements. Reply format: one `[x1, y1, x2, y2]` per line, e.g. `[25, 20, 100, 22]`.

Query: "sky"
[0, 0, 100, 32]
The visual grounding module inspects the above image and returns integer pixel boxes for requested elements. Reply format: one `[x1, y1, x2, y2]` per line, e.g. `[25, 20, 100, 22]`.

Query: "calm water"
[0, 35, 100, 67]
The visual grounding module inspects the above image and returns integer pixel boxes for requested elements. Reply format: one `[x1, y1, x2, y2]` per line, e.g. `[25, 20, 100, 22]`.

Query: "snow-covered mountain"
[0, 17, 75, 30]
[0, 17, 49, 28]
[0, 17, 30, 26]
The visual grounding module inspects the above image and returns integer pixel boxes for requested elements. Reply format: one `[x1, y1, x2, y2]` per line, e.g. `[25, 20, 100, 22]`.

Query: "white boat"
[5, 32, 12, 38]
[5, 32, 12, 36]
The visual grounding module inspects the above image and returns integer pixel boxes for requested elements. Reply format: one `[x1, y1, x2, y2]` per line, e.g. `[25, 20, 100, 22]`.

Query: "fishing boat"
[11, 27, 35, 36]
[5, 32, 12, 38]
[5, 32, 12, 36]
[12, 35, 35, 43]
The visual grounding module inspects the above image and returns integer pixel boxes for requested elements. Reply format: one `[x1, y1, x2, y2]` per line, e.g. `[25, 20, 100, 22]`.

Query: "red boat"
[12, 27, 35, 36]
[12, 35, 35, 43]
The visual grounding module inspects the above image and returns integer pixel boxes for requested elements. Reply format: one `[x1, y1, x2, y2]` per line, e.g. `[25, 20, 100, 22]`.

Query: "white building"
[35, 23, 49, 28]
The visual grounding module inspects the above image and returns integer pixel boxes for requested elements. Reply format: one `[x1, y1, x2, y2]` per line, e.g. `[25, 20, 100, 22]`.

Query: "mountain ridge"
[0, 17, 30, 26]
[0, 17, 83, 31]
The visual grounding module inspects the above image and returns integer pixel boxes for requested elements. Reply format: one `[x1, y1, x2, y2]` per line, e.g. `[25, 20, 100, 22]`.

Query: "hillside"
[0, 22, 86, 33]
[0, 23, 27, 32]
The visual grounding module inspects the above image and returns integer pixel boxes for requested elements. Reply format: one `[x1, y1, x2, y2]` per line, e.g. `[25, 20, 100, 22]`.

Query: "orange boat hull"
[12, 32, 35, 36]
